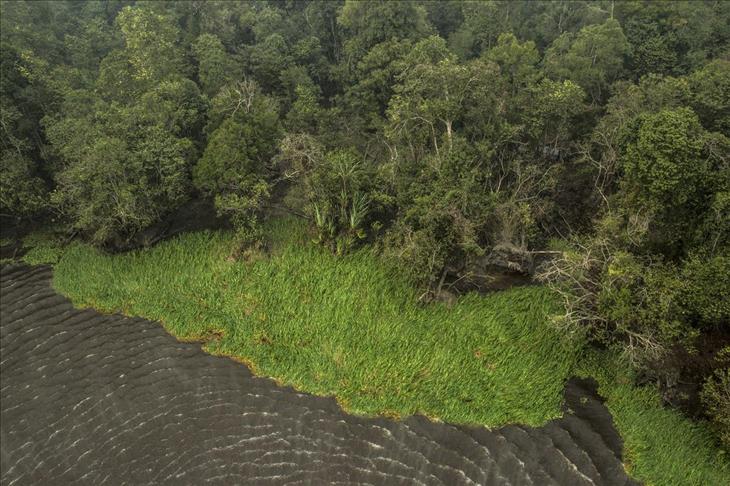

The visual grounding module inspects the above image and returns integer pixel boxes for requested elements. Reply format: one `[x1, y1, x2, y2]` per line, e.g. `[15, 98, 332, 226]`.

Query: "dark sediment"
[0, 264, 640, 485]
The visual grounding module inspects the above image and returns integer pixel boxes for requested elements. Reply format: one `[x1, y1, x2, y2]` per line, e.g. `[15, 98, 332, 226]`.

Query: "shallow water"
[0, 264, 639, 485]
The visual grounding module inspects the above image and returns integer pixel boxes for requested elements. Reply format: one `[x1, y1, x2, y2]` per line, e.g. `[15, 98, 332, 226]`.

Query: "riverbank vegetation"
[2, 1, 729, 484]
[20, 219, 730, 485]
[50, 219, 575, 426]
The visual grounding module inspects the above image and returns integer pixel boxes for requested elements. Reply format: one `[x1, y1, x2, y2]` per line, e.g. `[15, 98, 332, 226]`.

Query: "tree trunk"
[445, 120, 453, 151]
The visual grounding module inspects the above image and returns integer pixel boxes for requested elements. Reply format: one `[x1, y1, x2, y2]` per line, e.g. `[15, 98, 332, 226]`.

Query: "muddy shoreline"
[0, 264, 639, 485]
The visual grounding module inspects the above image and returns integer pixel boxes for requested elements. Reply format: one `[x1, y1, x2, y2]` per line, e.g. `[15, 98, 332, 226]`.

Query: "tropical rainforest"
[1, 1, 729, 483]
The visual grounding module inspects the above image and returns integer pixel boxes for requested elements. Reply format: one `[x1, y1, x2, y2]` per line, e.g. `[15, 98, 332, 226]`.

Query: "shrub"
[50, 125, 194, 245]
[701, 353, 730, 450]
[276, 134, 384, 254]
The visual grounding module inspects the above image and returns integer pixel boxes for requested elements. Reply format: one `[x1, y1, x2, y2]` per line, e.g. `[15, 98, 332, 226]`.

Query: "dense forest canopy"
[1, 0, 728, 449]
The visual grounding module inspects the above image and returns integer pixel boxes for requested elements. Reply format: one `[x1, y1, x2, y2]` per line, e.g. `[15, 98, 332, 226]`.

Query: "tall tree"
[194, 80, 281, 247]
[545, 19, 630, 104]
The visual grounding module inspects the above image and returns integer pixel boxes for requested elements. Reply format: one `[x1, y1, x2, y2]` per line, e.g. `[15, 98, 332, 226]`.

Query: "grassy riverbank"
[576, 352, 728, 485]
[22, 218, 728, 485]
[34, 218, 577, 426]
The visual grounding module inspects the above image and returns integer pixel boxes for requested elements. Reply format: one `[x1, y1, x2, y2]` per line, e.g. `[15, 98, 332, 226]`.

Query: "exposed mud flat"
[0, 264, 639, 485]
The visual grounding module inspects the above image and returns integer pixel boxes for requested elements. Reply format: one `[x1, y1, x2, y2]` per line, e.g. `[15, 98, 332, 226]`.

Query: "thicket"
[1, 0, 728, 449]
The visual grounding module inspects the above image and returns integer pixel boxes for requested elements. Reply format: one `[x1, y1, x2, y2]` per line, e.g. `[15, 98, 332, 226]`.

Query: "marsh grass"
[578, 352, 729, 485]
[29, 217, 728, 484]
[22, 230, 66, 265]
[51, 217, 575, 426]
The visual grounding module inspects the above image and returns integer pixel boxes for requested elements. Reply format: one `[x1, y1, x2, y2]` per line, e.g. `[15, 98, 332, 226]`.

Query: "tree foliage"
[194, 82, 280, 246]
[545, 19, 630, 104]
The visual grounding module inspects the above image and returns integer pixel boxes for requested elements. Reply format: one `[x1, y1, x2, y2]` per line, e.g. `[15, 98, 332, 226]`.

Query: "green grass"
[23, 217, 728, 484]
[49, 218, 576, 426]
[22, 230, 66, 265]
[578, 352, 729, 486]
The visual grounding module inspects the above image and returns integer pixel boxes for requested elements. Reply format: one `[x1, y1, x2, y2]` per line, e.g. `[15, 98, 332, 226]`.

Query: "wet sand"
[0, 264, 639, 485]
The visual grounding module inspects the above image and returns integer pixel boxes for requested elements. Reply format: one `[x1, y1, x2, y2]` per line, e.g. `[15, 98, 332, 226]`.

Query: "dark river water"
[0, 264, 639, 485]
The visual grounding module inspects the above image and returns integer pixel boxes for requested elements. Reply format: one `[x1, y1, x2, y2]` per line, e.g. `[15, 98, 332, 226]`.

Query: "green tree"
[285, 82, 324, 133]
[448, 0, 511, 58]
[246, 33, 292, 94]
[44, 3, 204, 246]
[689, 59, 730, 133]
[0, 152, 47, 218]
[524, 79, 587, 156]
[95, 48, 143, 103]
[48, 119, 194, 245]
[194, 82, 280, 248]
[192, 33, 237, 98]
[340, 38, 413, 135]
[483, 33, 540, 98]
[0, 87, 48, 219]
[139, 78, 207, 141]
[518, 0, 609, 49]
[423, 1, 463, 40]
[545, 19, 630, 104]
[387, 36, 504, 163]
[540, 235, 728, 368]
[615, 0, 730, 77]
[338, 0, 432, 67]
[115, 5, 186, 85]
[621, 108, 715, 255]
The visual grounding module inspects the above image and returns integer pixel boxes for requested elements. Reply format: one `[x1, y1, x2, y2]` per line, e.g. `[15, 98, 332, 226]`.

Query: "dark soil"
[656, 328, 730, 417]
[0, 239, 25, 260]
[0, 264, 640, 485]
[0, 217, 41, 259]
